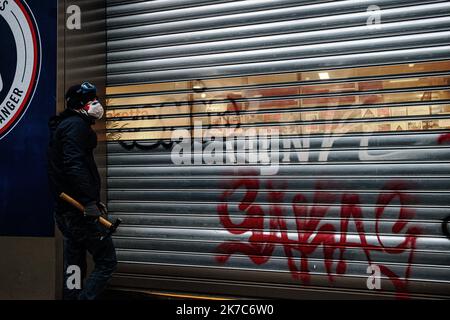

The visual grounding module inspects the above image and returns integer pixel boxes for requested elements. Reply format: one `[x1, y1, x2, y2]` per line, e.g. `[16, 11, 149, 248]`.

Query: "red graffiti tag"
[216, 174, 421, 298]
[438, 133, 450, 144]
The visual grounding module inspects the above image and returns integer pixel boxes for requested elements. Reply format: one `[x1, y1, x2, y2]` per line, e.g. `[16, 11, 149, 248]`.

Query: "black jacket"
[48, 109, 101, 211]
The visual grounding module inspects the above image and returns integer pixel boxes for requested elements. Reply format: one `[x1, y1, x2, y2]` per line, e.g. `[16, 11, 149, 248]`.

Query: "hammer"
[59, 192, 122, 238]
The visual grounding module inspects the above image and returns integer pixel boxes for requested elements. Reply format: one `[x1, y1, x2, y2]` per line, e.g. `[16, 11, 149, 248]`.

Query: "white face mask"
[82, 100, 104, 120]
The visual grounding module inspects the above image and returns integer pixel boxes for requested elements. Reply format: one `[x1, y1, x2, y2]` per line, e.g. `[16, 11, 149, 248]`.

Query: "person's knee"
[98, 257, 117, 275]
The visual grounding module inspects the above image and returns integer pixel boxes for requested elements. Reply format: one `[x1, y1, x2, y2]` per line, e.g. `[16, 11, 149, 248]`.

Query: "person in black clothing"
[48, 82, 117, 300]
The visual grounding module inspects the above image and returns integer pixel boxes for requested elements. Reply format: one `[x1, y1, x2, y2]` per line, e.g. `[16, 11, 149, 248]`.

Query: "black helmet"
[65, 81, 97, 109]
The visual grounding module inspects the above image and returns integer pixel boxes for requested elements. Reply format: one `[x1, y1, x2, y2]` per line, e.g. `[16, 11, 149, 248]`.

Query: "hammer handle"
[60, 192, 84, 211]
[59, 192, 112, 229]
[98, 216, 112, 228]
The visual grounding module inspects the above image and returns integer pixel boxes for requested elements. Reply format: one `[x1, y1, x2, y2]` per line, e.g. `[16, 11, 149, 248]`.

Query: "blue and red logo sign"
[0, 0, 41, 140]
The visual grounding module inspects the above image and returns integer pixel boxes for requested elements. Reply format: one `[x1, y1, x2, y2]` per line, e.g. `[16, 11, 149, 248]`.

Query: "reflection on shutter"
[106, 0, 450, 299]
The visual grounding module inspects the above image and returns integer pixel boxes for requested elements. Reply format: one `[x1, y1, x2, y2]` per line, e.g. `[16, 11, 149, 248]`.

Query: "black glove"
[84, 201, 101, 218]
[97, 201, 108, 216]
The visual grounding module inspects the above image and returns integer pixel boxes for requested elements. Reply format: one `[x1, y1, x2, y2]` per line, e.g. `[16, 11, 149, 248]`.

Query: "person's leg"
[78, 219, 117, 300]
[62, 238, 87, 300]
[55, 213, 87, 300]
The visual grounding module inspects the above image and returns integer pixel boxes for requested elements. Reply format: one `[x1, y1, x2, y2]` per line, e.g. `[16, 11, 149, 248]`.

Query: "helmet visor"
[79, 82, 97, 103]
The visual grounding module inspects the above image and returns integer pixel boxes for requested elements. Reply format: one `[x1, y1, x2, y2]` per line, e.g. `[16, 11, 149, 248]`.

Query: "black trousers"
[55, 210, 117, 300]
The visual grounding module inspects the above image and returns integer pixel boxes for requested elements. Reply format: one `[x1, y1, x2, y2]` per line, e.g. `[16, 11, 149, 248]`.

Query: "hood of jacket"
[48, 108, 95, 133]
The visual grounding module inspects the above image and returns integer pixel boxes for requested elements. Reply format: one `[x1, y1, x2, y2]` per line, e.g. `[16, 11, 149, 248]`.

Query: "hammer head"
[108, 218, 122, 234]
[99, 217, 123, 240]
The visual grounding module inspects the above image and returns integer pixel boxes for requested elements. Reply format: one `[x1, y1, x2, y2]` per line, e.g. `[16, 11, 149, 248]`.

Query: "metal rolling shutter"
[105, 0, 450, 298]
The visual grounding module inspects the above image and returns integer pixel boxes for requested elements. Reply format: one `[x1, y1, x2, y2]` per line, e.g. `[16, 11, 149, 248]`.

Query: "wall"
[0, 0, 106, 300]
[0, 0, 57, 300]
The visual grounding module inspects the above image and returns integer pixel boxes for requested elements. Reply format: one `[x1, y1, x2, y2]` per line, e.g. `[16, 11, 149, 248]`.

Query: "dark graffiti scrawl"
[215, 171, 422, 297]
